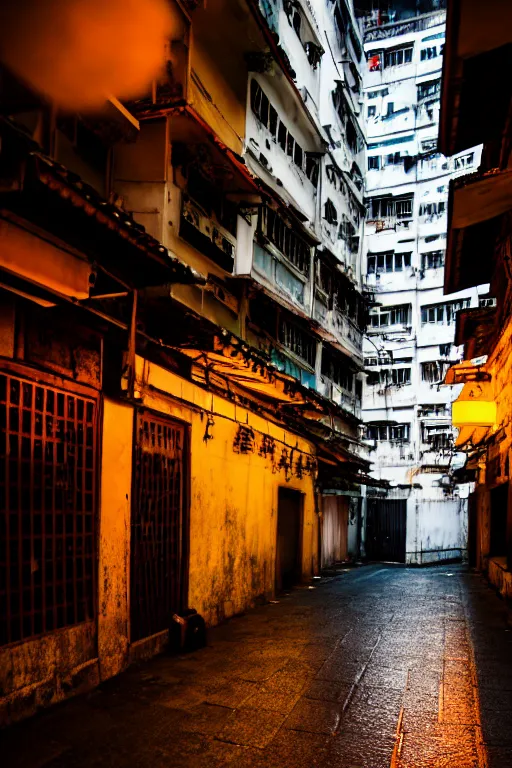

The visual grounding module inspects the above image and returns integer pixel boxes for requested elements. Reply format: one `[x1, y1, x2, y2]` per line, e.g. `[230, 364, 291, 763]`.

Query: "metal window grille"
[259, 206, 311, 276]
[279, 319, 316, 368]
[0, 371, 97, 647]
[131, 413, 185, 642]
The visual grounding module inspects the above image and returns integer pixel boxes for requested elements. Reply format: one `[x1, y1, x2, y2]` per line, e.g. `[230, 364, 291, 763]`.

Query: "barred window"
[0, 372, 97, 646]
[250, 80, 317, 185]
[368, 251, 411, 274]
[279, 319, 316, 367]
[419, 201, 445, 217]
[421, 250, 444, 270]
[321, 348, 354, 391]
[384, 46, 413, 67]
[421, 299, 470, 325]
[417, 79, 441, 100]
[421, 361, 451, 383]
[369, 304, 411, 328]
[258, 206, 311, 276]
[366, 423, 410, 442]
[366, 368, 411, 387]
[368, 195, 413, 220]
[422, 425, 453, 449]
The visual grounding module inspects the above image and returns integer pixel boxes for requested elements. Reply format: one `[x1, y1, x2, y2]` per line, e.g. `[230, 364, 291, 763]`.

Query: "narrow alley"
[2, 565, 511, 768]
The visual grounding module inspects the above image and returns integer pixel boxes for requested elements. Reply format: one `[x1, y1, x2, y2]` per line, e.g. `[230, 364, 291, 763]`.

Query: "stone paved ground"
[2, 564, 512, 768]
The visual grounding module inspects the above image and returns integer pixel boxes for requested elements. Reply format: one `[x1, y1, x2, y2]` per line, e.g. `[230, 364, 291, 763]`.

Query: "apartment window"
[324, 199, 338, 225]
[421, 361, 451, 384]
[368, 88, 389, 99]
[421, 250, 445, 270]
[369, 304, 411, 328]
[454, 152, 474, 170]
[368, 155, 380, 170]
[279, 318, 316, 367]
[368, 105, 377, 118]
[394, 252, 412, 271]
[421, 138, 438, 153]
[396, 198, 413, 219]
[367, 52, 382, 72]
[421, 299, 470, 325]
[368, 195, 414, 220]
[422, 425, 452, 449]
[384, 46, 413, 67]
[346, 118, 363, 155]
[392, 368, 411, 386]
[368, 368, 411, 387]
[479, 297, 497, 308]
[367, 251, 411, 275]
[305, 42, 323, 70]
[419, 201, 446, 217]
[286, 4, 302, 40]
[366, 423, 410, 442]
[305, 154, 320, 187]
[365, 355, 392, 367]
[417, 80, 441, 100]
[420, 45, 443, 60]
[419, 404, 448, 417]
[255, 249, 306, 305]
[333, 83, 349, 124]
[250, 81, 314, 182]
[326, 164, 344, 192]
[321, 348, 354, 391]
[258, 206, 311, 276]
[385, 152, 403, 166]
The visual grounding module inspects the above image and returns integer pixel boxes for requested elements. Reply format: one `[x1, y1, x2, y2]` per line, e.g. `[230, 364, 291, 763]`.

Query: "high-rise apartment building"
[359, 6, 483, 564]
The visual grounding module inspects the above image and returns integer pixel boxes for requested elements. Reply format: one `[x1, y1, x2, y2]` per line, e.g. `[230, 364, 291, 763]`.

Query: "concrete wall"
[97, 399, 133, 680]
[406, 496, 468, 564]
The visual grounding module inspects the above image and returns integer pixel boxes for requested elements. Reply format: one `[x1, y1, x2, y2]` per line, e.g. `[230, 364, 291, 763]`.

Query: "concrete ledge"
[406, 548, 466, 566]
[488, 556, 512, 599]
[129, 630, 169, 664]
[0, 658, 100, 726]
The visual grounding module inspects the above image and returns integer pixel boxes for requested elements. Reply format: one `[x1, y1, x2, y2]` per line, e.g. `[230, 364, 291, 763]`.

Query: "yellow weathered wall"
[0, 622, 98, 725]
[472, 317, 512, 577]
[137, 357, 319, 626]
[97, 399, 134, 679]
[473, 485, 491, 571]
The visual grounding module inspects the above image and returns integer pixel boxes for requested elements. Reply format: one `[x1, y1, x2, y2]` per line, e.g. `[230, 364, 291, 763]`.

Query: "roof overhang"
[444, 358, 492, 386]
[452, 306, 497, 360]
[444, 174, 500, 295]
[439, 0, 512, 156]
[0, 116, 204, 289]
[167, 106, 262, 198]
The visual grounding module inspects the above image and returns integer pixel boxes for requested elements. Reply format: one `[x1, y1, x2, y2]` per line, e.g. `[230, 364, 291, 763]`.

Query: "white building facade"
[360, 8, 483, 564]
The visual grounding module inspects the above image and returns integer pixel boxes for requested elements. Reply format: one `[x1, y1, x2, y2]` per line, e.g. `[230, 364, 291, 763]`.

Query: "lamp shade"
[452, 381, 496, 427]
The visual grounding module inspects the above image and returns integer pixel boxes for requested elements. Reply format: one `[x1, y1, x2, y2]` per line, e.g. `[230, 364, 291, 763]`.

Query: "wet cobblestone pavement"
[2, 564, 512, 768]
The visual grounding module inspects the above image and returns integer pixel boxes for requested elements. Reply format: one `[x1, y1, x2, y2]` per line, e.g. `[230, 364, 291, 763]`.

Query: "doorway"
[276, 488, 303, 591]
[468, 492, 478, 568]
[366, 498, 407, 563]
[131, 411, 187, 641]
[490, 482, 508, 557]
[321, 495, 349, 568]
